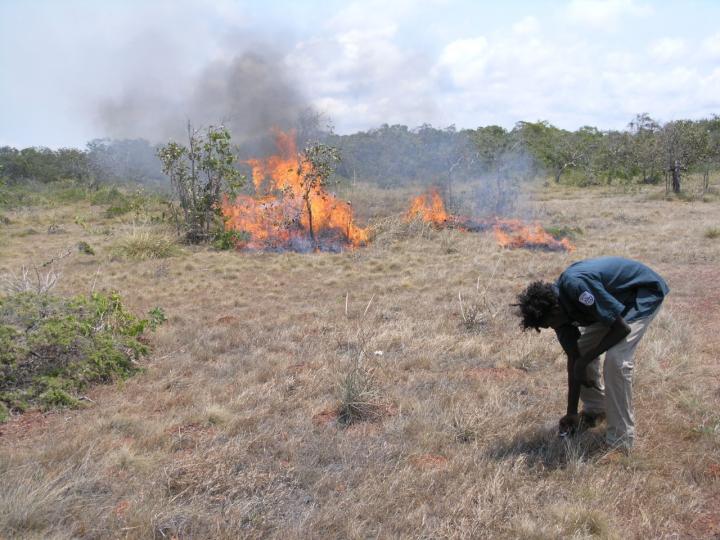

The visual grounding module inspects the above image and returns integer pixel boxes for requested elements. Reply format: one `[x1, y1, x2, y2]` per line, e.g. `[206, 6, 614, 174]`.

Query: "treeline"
[0, 139, 165, 188]
[2, 114, 719, 194]
[329, 114, 720, 193]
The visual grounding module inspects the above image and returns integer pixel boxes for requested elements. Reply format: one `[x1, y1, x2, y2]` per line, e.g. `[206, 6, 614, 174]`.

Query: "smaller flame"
[493, 220, 575, 252]
[404, 188, 574, 252]
[405, 188, 449, 227]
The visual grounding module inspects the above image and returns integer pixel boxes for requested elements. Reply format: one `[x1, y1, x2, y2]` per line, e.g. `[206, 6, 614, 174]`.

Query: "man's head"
[515, 281, 564, 331]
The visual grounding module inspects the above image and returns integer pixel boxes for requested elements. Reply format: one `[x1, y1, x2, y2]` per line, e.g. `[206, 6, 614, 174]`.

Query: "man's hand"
[559, 413, 580, 437]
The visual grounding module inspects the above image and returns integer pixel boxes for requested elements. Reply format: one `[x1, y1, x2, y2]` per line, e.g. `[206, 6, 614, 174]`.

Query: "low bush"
[99, 188, 153, 219]
[212, 229, 249, 250]
[77, 241, 95, 255]
[0, 180, 49, 208]
[0, 291, 165, 417]
[704, 227, 720, 239]
[88, 185, 126, 206]
[112, 228, 179, 260]
[52, 180, 89, 203]
[545, 225, 583, 240]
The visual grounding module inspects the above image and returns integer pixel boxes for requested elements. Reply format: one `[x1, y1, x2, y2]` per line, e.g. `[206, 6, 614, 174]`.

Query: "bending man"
[515, 256, 669, 450]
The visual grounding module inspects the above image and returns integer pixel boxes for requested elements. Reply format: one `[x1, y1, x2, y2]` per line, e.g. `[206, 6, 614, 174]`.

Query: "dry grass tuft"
[111, 227, 180, 260]
[336, 359, 383, 425]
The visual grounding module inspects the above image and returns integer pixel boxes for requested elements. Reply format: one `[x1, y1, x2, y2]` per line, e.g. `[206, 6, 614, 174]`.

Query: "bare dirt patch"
[312, 407, 337, 427]
[409, 453, 449, 470]
[0, 411, 55, 442]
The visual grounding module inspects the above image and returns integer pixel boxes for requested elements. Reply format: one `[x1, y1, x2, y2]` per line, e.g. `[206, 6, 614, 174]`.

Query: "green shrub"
[0, 180, 80, 208]
[705, 227, 720, 239]
[89, 186, 125, 206]
[77, 241, 95, 255]
[212, 229, 249, 250]
[53, 181, 88, 203]
[0, 291, 164, 418]
[104, 204, 132, 218]
[545, 225, 583, 241]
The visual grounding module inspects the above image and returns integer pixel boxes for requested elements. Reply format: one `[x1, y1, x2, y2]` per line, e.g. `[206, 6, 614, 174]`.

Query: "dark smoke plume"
[96, 48, 311, 147]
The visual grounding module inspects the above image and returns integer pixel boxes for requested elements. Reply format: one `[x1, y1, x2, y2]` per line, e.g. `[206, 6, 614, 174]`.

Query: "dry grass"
[111, 225, 180, 260]
[0, 182, 719, 538]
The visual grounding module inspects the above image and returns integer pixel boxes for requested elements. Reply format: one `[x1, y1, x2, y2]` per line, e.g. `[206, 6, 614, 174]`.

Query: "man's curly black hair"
[514, 281, 559, 332]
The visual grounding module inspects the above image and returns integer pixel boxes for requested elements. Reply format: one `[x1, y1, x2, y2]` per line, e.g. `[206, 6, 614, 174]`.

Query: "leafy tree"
[299, 142, 341, 244]
[157, 124, 244, 243]
[514, 121, 582, 183]
[627, 113, 662, 184]
[659, 120, 708, 193]
[594, 130, 634, 184]
[700, 116, 720, 193]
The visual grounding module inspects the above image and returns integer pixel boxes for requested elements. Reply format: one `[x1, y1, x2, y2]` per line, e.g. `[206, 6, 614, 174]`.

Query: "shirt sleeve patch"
[579, 291, 595, 306]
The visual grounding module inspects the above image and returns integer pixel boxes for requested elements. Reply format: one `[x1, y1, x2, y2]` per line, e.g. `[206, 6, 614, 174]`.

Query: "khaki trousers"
[577, 309, 660, 448]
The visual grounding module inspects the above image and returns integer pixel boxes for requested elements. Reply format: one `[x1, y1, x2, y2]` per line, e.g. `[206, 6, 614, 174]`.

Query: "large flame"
[405, 188, 574, 252]
[221, 130, 368, 251]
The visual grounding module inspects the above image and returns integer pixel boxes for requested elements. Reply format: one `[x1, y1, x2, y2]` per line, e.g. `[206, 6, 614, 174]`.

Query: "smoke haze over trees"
[2, 114, 720, 197]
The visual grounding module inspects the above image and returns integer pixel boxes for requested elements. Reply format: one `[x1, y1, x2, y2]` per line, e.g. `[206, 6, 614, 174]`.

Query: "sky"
[2, 0, 720, 148]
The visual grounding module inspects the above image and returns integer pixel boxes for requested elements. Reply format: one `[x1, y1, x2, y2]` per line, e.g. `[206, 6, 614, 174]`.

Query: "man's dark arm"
[555, 324, 582, 417]
[566, 354, 582, 416]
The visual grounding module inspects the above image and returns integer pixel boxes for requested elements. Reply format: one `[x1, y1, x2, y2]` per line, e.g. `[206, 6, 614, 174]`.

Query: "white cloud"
[702, 33, 720, 59]
[512, 16, 540, 35]
[436, 37, 490, 87]
[286, 9, 440, 133]
[566, 0, 653, 29]
[648, 38, 686, 63]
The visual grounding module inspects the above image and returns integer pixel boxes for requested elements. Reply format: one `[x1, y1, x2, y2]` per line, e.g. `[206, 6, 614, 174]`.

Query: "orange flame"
[493, 219, 574, 252]
[405, 188, 574, 252]
[405, 188, 449, 227]
[221, 130, 368, 251]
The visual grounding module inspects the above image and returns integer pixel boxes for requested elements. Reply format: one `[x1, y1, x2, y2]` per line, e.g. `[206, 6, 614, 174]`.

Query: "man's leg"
[577, 323, 607, 414]
[603, 310, 659, 449]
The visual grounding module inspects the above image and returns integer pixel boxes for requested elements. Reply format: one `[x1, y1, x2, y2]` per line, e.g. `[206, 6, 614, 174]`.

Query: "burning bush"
[221, 131, 368, 252]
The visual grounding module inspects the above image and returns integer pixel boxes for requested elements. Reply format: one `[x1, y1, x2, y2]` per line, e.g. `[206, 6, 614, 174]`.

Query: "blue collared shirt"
[556, 257, 669, 325]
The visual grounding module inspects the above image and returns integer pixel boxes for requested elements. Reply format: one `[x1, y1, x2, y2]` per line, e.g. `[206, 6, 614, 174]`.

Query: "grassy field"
[0, 180, 719, 539]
